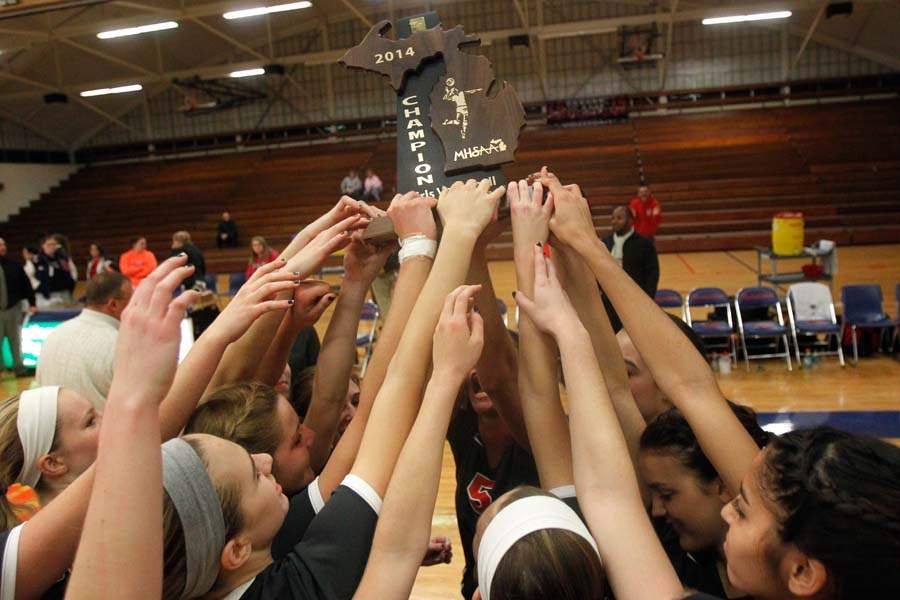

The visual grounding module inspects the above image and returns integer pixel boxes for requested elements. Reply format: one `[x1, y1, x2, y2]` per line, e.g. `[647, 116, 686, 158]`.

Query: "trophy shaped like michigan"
[339, 14, 526, 242]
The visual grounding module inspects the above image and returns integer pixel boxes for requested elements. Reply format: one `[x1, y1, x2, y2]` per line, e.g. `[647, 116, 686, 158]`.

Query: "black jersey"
[230, 478, 378, 600]
[654, 518, 751, 599]
[447, 407, 539, 600]
[271, 478, 325, 560]
[1, 525, 67, 600]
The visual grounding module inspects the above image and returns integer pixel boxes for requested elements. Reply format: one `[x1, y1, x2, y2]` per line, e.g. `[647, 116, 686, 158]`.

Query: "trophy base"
[361, 216, 399, 246]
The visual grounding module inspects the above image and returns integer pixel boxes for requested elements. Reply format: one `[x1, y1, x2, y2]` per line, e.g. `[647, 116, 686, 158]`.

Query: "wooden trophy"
[340, 12, 526, 245]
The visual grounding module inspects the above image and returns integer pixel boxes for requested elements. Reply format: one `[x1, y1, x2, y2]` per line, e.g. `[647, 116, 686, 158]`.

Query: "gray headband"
[162, 438, 226, 600]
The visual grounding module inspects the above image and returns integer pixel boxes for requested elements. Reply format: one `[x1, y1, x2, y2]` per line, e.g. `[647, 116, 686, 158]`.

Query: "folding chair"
[685, 287, 735, 363]
[840, 285, 897, 364]
[356, 301, 380, 378]
[786, 282, 844, 367]
[203, 272, 218, 294]
[228, 272, 247, 296]
[734, 287, 792, 371]
[655, 289, 685, 320]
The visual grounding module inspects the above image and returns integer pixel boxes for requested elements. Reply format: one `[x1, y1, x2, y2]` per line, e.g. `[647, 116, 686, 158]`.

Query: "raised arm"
[67, 256, 196, 599]
[515, 248, 683, 600]
[354, 286, 484, 599]
[467, 223, 529, 450]
[350, 179, 504, 496]
[508, 178, 574, 490]
[252, 281, 333, 388]
[540, 170, 647, 494]
[546, 176, 757, 494]
[206, 212, 366, 390]
[158, 259, 305, 440]
[316, 192, 435, 499]
[304, 235, 393, 472]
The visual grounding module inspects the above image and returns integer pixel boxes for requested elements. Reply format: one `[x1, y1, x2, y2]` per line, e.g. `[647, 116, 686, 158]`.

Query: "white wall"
[0, 163, 79, 222]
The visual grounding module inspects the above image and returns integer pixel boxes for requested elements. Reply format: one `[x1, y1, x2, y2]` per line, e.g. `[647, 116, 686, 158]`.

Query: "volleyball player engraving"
[339, 12, 525, 244]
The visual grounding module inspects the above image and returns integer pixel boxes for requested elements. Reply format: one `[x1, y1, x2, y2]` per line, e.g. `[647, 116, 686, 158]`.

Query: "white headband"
[16, 386, 60, 489]
[476, 495, 599, 600]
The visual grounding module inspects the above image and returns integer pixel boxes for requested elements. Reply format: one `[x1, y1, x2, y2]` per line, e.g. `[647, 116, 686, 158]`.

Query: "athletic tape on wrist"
[398, 234, 437, 263]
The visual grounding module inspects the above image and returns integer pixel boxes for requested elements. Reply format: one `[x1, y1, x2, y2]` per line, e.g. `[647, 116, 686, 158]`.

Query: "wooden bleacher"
[3, 100, 898, 277]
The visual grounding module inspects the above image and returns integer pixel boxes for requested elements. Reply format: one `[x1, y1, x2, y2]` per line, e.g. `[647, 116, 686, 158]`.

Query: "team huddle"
[1, 169, 898, 600]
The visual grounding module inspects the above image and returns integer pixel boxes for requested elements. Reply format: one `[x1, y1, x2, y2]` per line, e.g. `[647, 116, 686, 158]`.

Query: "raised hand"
[509, 178, 553, 257]
[285, 280, 334, 330]
[286, 213, 369, 278]
[344, 237, 395, 284]
[432, 284, 484, 381]
[514, 245, 582, 338]
[299, 196, 362, 243]
[209, 259, 306, 343]
[111, 255, 198, 404]
[536, 167, 596, 251]
[357, 199, 387, 220]
[437, 179, 506, 240]
[387, 191, 438, 241]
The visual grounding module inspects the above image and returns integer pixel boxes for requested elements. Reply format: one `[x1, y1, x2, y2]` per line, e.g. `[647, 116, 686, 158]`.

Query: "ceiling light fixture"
[229, 68, 266, 78]
[702, 11, 792, 25]
[80, 84, 143, 97]
[223, 2, 312, 20]
[97, 21, 179, 39]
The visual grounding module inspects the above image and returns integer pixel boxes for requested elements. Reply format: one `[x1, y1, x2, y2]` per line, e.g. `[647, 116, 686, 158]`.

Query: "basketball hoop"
[633, 49, 645, 63]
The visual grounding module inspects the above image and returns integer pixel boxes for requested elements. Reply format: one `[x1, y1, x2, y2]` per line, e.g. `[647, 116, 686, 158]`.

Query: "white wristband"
[398, 234, 437, 263]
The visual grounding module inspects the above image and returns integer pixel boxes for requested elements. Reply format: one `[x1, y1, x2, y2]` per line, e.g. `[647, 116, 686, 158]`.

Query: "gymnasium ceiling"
[1, 0, 899, 151]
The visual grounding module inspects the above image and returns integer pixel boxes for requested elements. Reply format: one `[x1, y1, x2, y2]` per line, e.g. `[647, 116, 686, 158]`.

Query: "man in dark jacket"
[216, 211, 239, 248]
[0, 238, 37, 375]
[600, 205, 660, 331]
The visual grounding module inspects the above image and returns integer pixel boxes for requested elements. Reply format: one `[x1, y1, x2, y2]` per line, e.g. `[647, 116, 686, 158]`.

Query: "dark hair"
[129, 236, 145, 247]
[185, 382, 283, 455]
[289, 367, 316, 419]
[666, 313, 706, 356]
[162, 436, 244, 600]
[760, 427, 900, 599]
[90, 243, 105, 255]
[640, 401, 771, 483]
[489, 486, 606, 599]
[85, 271, 129, 306]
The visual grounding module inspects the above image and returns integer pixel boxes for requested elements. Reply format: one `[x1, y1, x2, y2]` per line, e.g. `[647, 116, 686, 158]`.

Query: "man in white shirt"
[36, 271, 133, 409]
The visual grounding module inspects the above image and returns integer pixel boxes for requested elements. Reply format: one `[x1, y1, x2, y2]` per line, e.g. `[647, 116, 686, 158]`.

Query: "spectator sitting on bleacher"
[34, 235, 77, 309]
[629, 184, 662, 241]
[216, 211, 239, 248]
[247, 235, 279, 279]
[364, 167, 383, 201]
[340, 169, 363, 200]
[119, 236, 158, 288]
[36, 271, 133, 409]
[171, 230, 206, 290]
[86, 243, 113, 280]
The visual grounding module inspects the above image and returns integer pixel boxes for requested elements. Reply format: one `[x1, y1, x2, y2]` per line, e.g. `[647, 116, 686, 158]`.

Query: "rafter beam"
[511, 0, 549, 101]
[338, 0, 373, 28]
[0, 70, 141, 136]
[658, 0, 679, 91]
[0, 104, 69, 149]
[790, 1, 827, 74]
[187, 17, 270, 62]
[59, 38, 156, 76]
